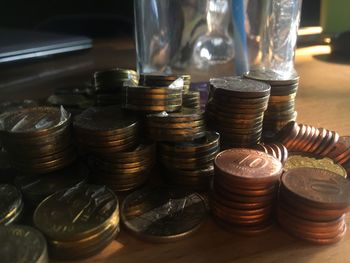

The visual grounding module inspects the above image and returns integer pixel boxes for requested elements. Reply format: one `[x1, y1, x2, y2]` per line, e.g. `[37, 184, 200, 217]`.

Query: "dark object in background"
[331, 31, 350, 57]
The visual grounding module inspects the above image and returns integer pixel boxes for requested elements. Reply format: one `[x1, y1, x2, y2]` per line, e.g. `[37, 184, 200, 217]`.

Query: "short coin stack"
[0, 184, 23, 225]
[244, 68, 299, 136]
[34, 184, 120, 260]
[206, 78, 270, 148]
[145, 108, 206, 142]
[278, 167, 350, 245]
[159, 131, 220, 189]
[0, 225, 48, 263]
[122, 83, 183, 112]
[0, 107, 76, 174]
[121, 186, 208, 242]
[211, 148, 282, 235]
[93, 68, 139, 106]
[90, 143, 156, 192]
[253, 142, 289, 164]
[274, 121, 339, 157]
[182, 91, 201, 109]
[15, 162, 88, 206]
[140, 74, 191, 92]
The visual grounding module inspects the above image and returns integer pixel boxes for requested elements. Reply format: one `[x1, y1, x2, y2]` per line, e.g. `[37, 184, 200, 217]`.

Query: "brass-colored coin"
[121, 186, 208, 242]
[125, 92, 182, 100]
[147, 131, 206, 142]
[0, 106, 71, 137]
[77, 134, 137, 148]
[34, 184, 119, 241]
[125, 98, 182, 106]
[147, 119, 204, 129]
[147, 125, 205, 136]
[0, 184, 22, 225]
[0, 225, 48, 263]
[284, 155, 347, 178]
[146, 108, 204, 123]
[124, 104, 181, 112]
[122, 85, 182, 94]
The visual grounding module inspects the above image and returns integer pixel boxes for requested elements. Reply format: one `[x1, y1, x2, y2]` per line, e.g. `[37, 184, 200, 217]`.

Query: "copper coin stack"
[140, 74, 191, 92]
[274, 121, 340, 157]
[278, 167, 350, 245]
[253, 142, 289, 164]
[34, 184, 119, 259]
[244, 68, 299, 137]
[182, 91, 200, 109]
[206, 78, 270, 148]
[211, 148, 282, 235]
[122, 76, 183, 113]
[145, 108, 206, 142]
[73, 106, 152, 192]
[93, 68, 139, 106]
[159, 131, 220, 189]
[326, 136, 350, 175]
[0, 107, 76, 174]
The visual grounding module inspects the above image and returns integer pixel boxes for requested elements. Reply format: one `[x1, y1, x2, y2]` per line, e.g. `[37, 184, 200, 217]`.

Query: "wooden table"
[1, 40, 350, 263]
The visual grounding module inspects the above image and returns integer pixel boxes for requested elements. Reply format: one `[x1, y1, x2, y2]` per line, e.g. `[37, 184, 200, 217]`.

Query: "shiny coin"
[244, 67, 299, 86]
[0, 184, 22, 225]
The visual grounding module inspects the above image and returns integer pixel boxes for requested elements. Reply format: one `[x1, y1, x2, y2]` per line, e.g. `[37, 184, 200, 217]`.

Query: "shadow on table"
[314, 53, 350, 65]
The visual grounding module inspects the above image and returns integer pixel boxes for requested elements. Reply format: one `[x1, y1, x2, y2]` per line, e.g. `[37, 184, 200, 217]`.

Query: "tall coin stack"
[73, 106, 153, 192]
[93, 68, 139, 106]
[145, 108, 206, 142]
[0, 107, 76, 174]
[182, 91, 201, 109]
[244, 68, 299, 137]
[140, 74, 191, 92]
[122, 82, 183, 113]
[211, 148, 282, 235]
[206, 78, 271, 148]
[159, 131, 220, 190]
[278, 168, 350, 245]
[34, 184, 120, 260]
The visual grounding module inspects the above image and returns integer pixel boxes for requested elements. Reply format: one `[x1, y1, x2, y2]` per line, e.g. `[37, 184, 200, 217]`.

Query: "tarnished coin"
[147, 108, 204, 123]
[285, 155, 347, 178]
[244, 67, 299, 86]
[34, 184, 119, 241]
[0, 225, 48, 263]
[0, 106, 70, 137]
[214, 148, 282, 185]
[281, 167, 350, 209]
[121, 186, 208, 242]
[0, 184, 22, 225]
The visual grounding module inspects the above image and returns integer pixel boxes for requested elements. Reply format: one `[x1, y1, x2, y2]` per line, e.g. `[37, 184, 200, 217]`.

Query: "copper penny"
[327, 136, 350, 161]
[287, 124, 306, 151]
[302, 126, 319, 153]
[313, 129, 333, 156]
[275, 121, 299, 146]
[282, 167, 350, 209]
[320, 131, 340, 157]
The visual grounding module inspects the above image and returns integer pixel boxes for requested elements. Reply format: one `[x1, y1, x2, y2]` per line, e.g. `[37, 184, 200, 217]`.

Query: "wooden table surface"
[1, 40, 350, 263]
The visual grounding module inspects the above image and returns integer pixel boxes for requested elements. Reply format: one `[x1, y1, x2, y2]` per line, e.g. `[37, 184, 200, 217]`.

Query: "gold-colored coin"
[284, 155, 347, 178]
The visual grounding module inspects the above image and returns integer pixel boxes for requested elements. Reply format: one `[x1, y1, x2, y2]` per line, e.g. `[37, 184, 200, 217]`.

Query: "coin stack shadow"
[0, 184, 23, 225]
[33, 184, 120, 260]
[274, 121, 340, 157]
[0, 107, 76, 174]
[211, 148, 283, 235]
[182, 91, 201, 109]
[244, 68, 299, 137]
[253, 143, 289, 164]
[278, 167, 350, 245]
[205, 78, 271, 149]
[73, 106, 155, 193]
[158, 131, 220, 190]
[0, 225, 49, 263]
[93, 68, 139, 106]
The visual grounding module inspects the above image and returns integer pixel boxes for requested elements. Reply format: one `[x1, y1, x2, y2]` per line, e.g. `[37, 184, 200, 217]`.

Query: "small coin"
[121, 186, 208, 242]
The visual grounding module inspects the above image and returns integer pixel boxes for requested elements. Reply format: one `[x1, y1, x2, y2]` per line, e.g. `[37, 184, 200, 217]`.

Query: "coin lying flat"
[0, 225, 48, 263]
[121, 186, 208, 242]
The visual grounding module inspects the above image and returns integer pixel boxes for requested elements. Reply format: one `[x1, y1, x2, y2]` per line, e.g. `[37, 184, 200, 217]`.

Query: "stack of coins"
[182, 91, 201, 109]
[93, 68, 139, 106]
[159, 131, 220, 189]
[140, 74, 191, 92]
[244, 68, 299, 136]
[253, 142, 288, 164]
[90, 143, 156, 192]
[0, 184, 23, 225]
[0, 107, 76, 174]
[284, 155, 347, 178]
[146, 108, 206, 142]
[206, 78, 270, 148]
[122, 84, 183, 113]
[15, 162, 88, 206]
[274, 121, 339, 157]
[0, 225, 48, 263]
[211, 148, 282, 235]
[278, 167, 350, 244]
[34, 184, 119, 260]
[326, 136, 350, 174]
[73, 106, 139, 156]
[121, 186, 208, 242]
